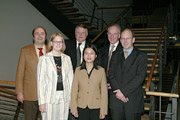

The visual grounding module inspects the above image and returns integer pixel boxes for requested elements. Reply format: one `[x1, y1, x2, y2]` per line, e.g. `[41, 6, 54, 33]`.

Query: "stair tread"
[58, 7, 78, 10]
[51, 1, 72, 5]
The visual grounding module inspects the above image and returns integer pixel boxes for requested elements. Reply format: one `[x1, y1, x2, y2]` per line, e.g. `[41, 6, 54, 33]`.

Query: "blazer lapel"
[30, 45, 38, 64]
[46, 52, 57, 73]
[61, 54, 66, 84]
[123, 49, 138, 70]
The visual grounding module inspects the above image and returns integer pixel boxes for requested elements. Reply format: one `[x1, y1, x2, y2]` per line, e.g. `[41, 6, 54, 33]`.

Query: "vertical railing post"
[159, 46, 162, 91]
[14, 102, 22, 120]
[172, 98, 177, 120]
[164, 26, 168, 67]
[101, 9, 103, 29]
[159, 96, 162, 120]
[149, 82, 155, 120]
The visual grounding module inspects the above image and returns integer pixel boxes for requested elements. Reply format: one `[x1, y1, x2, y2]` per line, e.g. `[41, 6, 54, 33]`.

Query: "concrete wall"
[0, 0, 68, 81]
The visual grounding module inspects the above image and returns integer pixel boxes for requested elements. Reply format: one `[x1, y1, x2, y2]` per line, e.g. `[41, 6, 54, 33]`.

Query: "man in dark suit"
[65, 24, 90, 71]
[109, 28, 147, 120]
[65, 24, 89, 120]
[99, 24, 122, 120]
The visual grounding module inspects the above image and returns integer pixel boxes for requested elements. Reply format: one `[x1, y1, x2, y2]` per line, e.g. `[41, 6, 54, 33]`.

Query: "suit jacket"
[71, 66, 108, 115]
[65, 40, 90, 71]
[108, 48, 147, 113]
[16, 44, 48, 101]
[37, 52, 74, 105]
[98, 42, 122, 73]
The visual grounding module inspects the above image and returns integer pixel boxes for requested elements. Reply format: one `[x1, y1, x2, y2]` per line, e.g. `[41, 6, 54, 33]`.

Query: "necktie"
[76, 43, 82, 66]
[38, 48, 43, 57]
[107, 44, 115, 72]
[125, 50, 128, 59]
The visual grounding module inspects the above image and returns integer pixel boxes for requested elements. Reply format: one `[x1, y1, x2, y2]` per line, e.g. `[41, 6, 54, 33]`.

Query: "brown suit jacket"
[16, 44, 48, 101]
[71, 66, 108, 115]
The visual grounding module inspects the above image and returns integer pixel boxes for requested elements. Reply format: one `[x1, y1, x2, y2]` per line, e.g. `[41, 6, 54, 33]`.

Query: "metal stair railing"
[145, 3, 179, 120]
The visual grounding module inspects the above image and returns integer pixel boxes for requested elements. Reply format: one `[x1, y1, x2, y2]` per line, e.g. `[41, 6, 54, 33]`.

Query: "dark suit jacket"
[65, 40, 90, 71]
[98, 42, 122, 74]
[108, 48, 147, 113]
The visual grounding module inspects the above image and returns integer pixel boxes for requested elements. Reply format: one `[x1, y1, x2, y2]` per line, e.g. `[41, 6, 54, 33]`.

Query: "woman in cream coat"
[37, 33, 73, 120]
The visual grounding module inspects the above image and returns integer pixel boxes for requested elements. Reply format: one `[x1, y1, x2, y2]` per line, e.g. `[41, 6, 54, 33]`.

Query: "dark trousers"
[104, 108, 112, 120]
[104, 89, 112, 120]
[111, 108, 141, 120]
[24, 100, 40, 120]
[68, 111, 77, 120]
[78, 107, 100, 120]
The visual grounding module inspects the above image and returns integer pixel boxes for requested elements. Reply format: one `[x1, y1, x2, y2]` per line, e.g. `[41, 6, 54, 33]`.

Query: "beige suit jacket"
[37, 52, 74, 105]
[16, 44, 48, 101]
[71, 66, 108, 115]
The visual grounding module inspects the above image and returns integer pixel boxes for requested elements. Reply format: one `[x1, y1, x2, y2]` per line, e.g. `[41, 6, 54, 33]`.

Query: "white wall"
[0, 0, 68, 81]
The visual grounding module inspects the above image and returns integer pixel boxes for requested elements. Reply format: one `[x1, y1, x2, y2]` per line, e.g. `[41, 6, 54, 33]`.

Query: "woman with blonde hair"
[37, 32, 73, 120]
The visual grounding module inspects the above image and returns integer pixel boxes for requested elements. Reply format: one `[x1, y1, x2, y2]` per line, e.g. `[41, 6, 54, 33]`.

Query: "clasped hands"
[113, 89, 129, 103]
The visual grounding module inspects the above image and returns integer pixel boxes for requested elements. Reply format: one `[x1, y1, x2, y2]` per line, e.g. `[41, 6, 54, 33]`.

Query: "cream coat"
[37, 52, 73, 105]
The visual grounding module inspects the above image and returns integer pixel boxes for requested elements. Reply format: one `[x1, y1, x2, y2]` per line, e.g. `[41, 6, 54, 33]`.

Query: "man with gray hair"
[98, 24, 123, 120]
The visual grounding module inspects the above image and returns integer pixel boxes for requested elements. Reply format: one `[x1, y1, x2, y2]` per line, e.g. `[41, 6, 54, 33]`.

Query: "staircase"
[50, 0, 101, 38]
[133, 28, 164, 120]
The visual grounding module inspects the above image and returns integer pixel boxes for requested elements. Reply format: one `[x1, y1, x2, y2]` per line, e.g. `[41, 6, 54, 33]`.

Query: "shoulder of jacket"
[21, 44, 34, 50]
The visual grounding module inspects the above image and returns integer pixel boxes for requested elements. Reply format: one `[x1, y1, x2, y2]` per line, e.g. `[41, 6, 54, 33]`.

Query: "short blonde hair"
[48, 32, 66, 53]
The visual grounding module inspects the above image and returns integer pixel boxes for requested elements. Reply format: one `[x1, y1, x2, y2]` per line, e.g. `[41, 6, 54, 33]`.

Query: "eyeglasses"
[53, 41, 63, 44]
[120, 38, 132, 40]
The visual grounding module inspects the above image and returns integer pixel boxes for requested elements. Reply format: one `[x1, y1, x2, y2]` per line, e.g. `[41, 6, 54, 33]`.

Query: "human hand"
[72, 112, 78, 118]
[113, 89, 129, 103]
[39, 104, 46, 112]
[99, 114, 105, 119]
[17, 93, 24, 103]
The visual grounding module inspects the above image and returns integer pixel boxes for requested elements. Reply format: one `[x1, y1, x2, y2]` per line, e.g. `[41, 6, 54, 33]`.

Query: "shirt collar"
[123, 47, 134, 55]
[76, 40, 86, 48]
[34, 44, 45, 50]
[110, 41, 119, 47]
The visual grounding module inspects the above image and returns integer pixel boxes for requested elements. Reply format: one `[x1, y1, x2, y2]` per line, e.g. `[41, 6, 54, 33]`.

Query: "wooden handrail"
[0, 80, 15, 85]
[0, 93, 16, 100]
[145, 7, 170, 91]
[146, 91, 179, 98]
[0, 88, 16, 96]
[176, 62, 180, 94]
[97, 4, 133, 9]
[91, 5, 131, 43]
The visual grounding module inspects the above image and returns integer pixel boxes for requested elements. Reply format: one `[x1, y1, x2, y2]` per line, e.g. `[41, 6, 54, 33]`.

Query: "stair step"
[63, 12, 83, 16]
[133, 28, 162, 31]
[134, 30, 161, 33]
[73, 21, 90, 25]
[139, 48, 156, 51]
[58, 7, 78, 10]
[135, 40, 159, 43]
[135, 33, 162, 36]
[134, 44, 163, 47]
[69, 17, 87, 20]
[51, 1, 72, 5]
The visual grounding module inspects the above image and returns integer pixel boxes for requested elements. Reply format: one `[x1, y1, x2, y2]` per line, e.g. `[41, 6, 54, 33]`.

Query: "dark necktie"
[77, 43, 82, 66]
[38, 48, 43, 57]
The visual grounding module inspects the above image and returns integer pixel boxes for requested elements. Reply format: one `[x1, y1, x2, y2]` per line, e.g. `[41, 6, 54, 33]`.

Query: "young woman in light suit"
[37, 33, 73, 120]
[70, 44, 108, 120]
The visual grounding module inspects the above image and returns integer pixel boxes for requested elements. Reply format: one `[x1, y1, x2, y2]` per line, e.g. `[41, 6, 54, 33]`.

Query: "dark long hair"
[80, 44, 98, 70]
